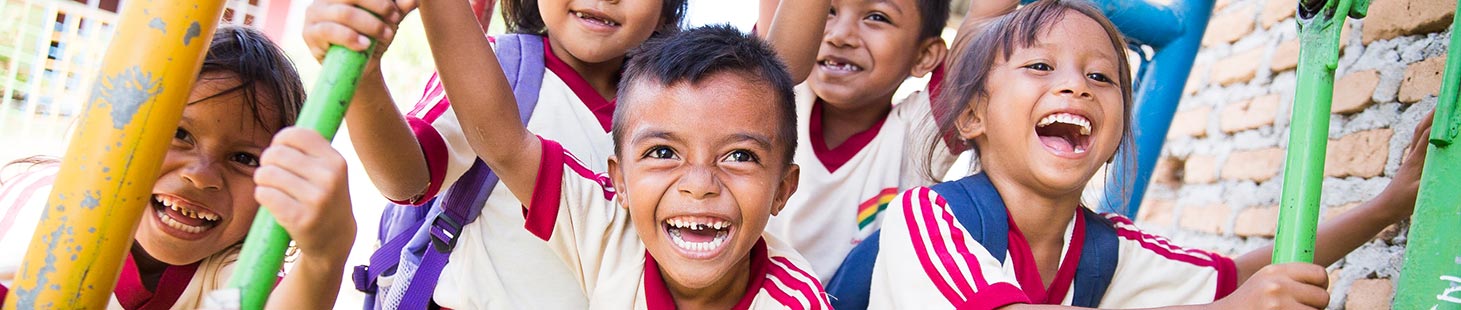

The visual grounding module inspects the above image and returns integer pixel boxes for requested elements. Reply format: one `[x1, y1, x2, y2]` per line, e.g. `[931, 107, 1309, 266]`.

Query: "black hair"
[933, 0, 1136, 212]
[917, 0, 952, 40]
[193, 26, 304, 130]
[503, 0, 689, 35]
[612, 24, 798, 163]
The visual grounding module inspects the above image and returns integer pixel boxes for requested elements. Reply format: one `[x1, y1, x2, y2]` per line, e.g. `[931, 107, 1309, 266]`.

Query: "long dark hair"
[502, 0, 689, 35]
[931, 0, 1136, 211]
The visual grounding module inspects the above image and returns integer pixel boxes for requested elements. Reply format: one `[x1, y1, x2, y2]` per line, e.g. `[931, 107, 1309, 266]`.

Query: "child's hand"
[1216, 263, 1330, 309]
[254, 127, 357, 262]
[302, 0, 418, 74]
[1372, 110, 1436, 222]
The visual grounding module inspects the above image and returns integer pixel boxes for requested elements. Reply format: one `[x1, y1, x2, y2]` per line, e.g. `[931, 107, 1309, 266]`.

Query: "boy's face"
[135, 73, 277, 265]
[609, 72, 800, 291]
[961, 13, 1125, 196]
[811, 0, 938, 108]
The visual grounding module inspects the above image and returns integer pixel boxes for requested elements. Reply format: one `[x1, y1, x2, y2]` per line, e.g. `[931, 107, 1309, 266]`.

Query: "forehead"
[835, 0, 920, 16]
[621, 73, 784, 142]
[184, 73, 284, 136]
[1033, 13, 1119, 59]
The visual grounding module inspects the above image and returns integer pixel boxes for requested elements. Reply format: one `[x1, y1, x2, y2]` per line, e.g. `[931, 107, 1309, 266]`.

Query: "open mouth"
[663, 215, 732, 258]
[571, 9, 620, 28]
[1035, 112, 1093, 156]
[818, 58, 863, 73]
[150, 194, 220, 237]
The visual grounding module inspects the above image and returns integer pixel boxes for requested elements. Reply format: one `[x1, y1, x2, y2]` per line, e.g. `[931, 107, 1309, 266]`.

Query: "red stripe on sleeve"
[904, 188, 972, 303]
[391, 117, 449, 205]
[523, 138, 567, 240]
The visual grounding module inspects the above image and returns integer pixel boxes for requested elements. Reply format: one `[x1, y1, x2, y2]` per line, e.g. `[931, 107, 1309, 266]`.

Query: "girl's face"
[961, 13, 1125, 196]
[133, 73, 280, 265]
[539, 0, 664, 64]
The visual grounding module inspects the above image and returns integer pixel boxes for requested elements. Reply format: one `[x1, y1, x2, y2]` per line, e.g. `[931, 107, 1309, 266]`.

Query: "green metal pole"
[1392, 0, 1461, 306]
[1272, 0, 1369, 264]
[222, 42, 371, 309]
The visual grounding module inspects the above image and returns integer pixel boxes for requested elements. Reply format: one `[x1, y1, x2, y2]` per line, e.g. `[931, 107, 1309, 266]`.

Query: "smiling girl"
[0, 26, 355, 310]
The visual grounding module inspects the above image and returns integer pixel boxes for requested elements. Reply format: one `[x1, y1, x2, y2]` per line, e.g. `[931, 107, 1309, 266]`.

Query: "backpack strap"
[825, 231, 880, 309]
[1070, 209, 1119, 307]
[929, 173, 1010, 262]
[355, 33, 547, 310]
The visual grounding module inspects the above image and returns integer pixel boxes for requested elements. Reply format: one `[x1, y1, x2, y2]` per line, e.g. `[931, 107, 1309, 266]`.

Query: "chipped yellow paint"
[3, 1, 226, 308]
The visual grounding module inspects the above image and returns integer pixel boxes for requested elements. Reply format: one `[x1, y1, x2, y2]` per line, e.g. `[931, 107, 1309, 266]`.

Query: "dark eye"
[231, 152, 260, 167]
[866, 12, 890, 23]
[1023, 63, 1052, 71]
[828, 7, 837, 17]
[1088, 73, 1114, 84]
[723, 150, 759, 163]
[645, 146, 677, 160]
[174, 128, 191, 140]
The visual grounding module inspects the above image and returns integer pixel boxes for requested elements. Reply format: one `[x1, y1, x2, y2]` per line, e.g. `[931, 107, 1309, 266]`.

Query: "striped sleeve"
[0, 163, 59, 277]
[1098, 214, 1238, 308]
[520, 137, 637, 295]
[390, 73, 478, 205]
[759, 239, 833, 309]
[869, 187, 1028, 310]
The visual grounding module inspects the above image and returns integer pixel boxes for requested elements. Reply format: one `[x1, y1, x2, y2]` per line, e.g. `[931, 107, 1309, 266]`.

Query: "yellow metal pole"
[3, 1, 226, 308]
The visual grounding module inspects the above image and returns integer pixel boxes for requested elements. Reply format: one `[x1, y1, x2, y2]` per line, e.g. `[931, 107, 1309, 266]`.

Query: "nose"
[823, 12, 859, 48]
[179, 158, 224, 192]
[1055, 70, 1094, 100]
[675, 164, 722, 200]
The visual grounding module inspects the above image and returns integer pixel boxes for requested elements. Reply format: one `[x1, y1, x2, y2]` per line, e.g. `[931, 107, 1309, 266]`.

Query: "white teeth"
[1037, 113, 1092, 136]
[573, 11, 619, 26]
[819, 60, 861, 72]
[156, 209, 206, 234]
[156, 195, 220, 222]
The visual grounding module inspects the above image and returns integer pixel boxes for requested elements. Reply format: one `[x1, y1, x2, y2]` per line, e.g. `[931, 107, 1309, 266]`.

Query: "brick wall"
[1134, 0, 1452, 308]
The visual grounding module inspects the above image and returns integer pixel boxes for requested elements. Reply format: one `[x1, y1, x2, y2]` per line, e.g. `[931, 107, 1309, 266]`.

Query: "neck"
[130, 244, 168, 291]
[983, 171, 1081, 245]
[548, 37, 622, 101]
[818, 96, 893, 149]
[666, 257, 752, 310]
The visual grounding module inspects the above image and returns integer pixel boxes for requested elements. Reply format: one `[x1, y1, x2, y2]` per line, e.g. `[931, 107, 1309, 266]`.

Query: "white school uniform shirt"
[521, 138, 831, 309]
[869, 187, 1238, 309]
[765, 78, 957, 281]
[392, 36, 611, 309]
[0, 163, 242, 310]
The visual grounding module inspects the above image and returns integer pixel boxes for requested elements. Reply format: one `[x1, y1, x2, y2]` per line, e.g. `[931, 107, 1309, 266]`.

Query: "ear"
[608, 155, 628, 209]
[769, 163, 801, 216]
[955, 101, 986, 142]
[910, 38, 948, 78]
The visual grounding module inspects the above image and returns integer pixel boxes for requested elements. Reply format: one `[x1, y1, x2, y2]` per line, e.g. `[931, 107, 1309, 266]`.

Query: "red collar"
[644, 239, 769, 310]
[1005, 211, 1085, 304]
[115, 252, 200, 310]
[809, 100, 889, 172]
[541, 37, 617, 132]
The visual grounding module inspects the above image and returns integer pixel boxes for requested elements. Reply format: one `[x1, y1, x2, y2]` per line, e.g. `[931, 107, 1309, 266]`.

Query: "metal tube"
[2, 1, 226, 308]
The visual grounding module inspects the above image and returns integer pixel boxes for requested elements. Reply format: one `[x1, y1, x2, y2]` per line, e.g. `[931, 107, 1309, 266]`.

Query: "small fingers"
[303, 22, 372, 54]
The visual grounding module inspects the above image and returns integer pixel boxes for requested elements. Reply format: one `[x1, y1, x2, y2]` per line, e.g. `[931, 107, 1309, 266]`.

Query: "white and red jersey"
[394, 36, 613, 309]
[0, 163, 242, 310]
[765, 79, 957, 281]
[521, 138, 831, 309]
[871, 187, 1237, 309]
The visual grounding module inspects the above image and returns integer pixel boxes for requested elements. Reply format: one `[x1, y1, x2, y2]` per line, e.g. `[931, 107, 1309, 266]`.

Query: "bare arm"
[949, 0, 1019, 63]
[1234, 111, 1433, 284]
[758, 0, 830, 84]
[417, 0, 542, 206]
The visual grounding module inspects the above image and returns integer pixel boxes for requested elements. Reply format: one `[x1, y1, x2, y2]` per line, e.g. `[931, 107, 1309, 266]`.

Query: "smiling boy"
[413, 0, 827, 306]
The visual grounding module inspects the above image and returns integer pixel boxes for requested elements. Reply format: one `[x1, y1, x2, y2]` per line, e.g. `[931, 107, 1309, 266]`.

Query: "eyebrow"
[870, 0, 905, 15]
[629, 130, 776, 151]
[724, 133, 775, 151]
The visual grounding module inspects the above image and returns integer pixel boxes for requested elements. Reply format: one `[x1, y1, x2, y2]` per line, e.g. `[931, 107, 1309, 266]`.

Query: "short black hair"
[613, 24, 798, 163]
[917, 0, 952, 40]
[195, 26, 305, 130]
[503, 0, 689, 35]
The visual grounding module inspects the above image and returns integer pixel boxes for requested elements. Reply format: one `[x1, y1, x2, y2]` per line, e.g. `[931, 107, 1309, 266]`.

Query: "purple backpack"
[352, 34, 546, 310]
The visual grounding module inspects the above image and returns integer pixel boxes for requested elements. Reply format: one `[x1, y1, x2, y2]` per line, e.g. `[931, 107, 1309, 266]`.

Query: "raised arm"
[417, 0, 543, 206]
[757, 0, 830, 83]
[949, 0, 1019, 63]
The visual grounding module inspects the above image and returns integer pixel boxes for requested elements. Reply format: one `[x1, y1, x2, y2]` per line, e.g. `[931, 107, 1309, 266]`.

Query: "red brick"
[1234, 205, 1279, 237]
[1211, 48, 1265, 86]
[1152, 156, 1183, 187]
[1222, 148, 1286, 182]
[1270, 39, 1300, 72]
[1399, 55, 1447, 103]
[1362, 0, 1457, 44]
[1184, 155, 1219, 184]
[1179, 204, 1231, 234]
[1261, 0, 1296, 29]
[1332, 70, 1382, 114]
[1346, 278, 1395, 309]
[1203, 6, 1257, 47]
[1138, 199, 1175, 227]
[1324, 128, 1394, 178]
[1169, 106, 1211, 138]
[1220, 94, 1281, 133]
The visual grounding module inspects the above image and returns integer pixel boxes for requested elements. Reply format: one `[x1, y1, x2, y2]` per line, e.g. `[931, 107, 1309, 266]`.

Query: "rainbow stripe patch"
[857, 187, 900, 230]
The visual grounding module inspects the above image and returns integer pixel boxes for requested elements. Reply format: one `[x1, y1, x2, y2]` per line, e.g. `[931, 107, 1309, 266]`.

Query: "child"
[304, 0, 826, 308]
[763, 0, 1021, 281]
[417, 0, 827, 304]
[870, 0, 1433, 308]
[0, 26, 355, 309]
